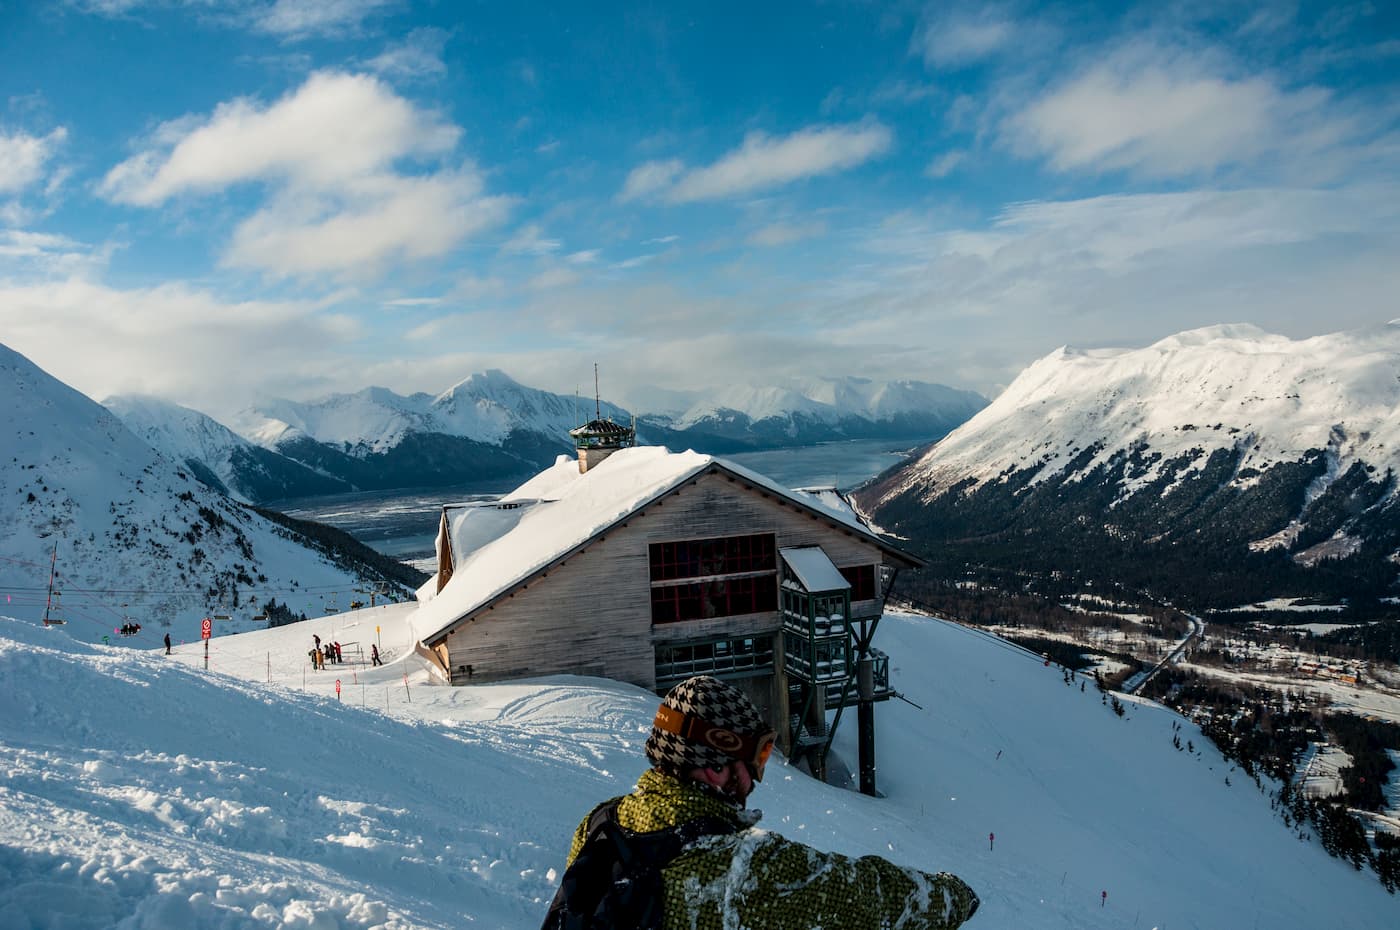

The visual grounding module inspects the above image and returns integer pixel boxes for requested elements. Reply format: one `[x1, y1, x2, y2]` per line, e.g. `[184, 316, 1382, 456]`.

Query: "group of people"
[118, 622, 142, 637]
[309, 634, 343, 670]
[306, 635, 384, 669]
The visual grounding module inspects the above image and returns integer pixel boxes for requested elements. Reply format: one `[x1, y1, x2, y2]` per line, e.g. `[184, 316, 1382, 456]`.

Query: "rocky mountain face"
[0, 343, 421, 642]
[855, 323, 1400, 608]
[103, 394, 351, 503]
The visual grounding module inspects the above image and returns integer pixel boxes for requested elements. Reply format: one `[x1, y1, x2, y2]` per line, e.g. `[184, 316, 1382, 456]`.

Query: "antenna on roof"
[594, 362, 601, 420]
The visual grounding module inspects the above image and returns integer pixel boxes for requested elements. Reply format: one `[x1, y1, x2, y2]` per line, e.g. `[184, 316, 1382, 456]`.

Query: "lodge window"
[649, 533, 777, 582]
[651, 575, 778, 624]
[656, 635, 775, 683]
[840, 565, 877, 601]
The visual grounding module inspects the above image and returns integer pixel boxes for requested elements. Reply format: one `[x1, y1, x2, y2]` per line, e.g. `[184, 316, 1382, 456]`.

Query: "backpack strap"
[542, 798, 739, 930]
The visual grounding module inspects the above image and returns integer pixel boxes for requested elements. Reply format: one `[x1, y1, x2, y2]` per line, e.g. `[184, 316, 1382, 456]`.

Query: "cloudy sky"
[2, 1, 1398, 420]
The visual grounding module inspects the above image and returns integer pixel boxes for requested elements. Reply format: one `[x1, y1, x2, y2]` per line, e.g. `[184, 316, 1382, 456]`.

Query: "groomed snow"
[2, 604, 1394, 929]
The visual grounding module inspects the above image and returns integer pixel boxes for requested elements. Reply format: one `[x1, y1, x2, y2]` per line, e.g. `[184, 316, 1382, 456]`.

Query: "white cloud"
[75, 0, 395, 40]
[0, 228, 108, 278]
[665, 123, 892, 203]
[747, 220, 828, 247]
[101, 71, 458, 204]
[366, 27, 449, 80]
[501, 224, 562, 256]
[101, 71, 508, 278]
[527, 266, 581, 290]
[253, 0, 395, 38]
[916, 8, 1015, 68]
[383, 296, 442, 308]
[566, 249, 600, 264]
[223, 170, 511, 277]
[618, 159, 684, 202]
[0, 127, 67, 195]
[1005, 45, 1358, 179]
[924, 150, 965, 178]
[834, 184, 1400, 390]
[0, 278, 358, 418]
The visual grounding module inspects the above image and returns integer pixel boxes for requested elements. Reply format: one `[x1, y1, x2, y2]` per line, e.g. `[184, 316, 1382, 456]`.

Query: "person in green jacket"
[565, 675, 980, 930]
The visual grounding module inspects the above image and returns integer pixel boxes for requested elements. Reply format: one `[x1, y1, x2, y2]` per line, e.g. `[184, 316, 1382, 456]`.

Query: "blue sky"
[1, 1, 1398, 420]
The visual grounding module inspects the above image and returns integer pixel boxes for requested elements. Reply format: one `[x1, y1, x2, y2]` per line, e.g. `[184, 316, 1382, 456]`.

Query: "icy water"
[279, 437, 927, 562]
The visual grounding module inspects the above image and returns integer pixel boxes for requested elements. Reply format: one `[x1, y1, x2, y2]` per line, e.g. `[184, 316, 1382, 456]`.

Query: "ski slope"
[1, 603, 1393, 929]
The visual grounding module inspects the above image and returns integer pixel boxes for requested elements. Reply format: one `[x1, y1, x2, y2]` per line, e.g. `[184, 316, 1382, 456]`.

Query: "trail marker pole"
[201, 618, 211, 671]
[335, 679, 341, 702]
[403, 673, 411, 703]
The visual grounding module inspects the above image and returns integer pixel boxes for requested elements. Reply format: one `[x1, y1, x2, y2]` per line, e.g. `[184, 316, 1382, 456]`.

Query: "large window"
[656, 636, 775, 683]
[651, 576, 777, 624]
[649, 533, 776, 581]
[840, 565, 877, 601]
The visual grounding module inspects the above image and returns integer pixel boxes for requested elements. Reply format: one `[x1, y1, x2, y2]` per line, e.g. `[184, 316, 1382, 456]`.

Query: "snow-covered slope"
[0, 343, 411, 645]
[1, 604, 1392, 928]
[883, 323, 1400, 498]
[858, 323, 1400, 595]
[103, 394, 349, 503]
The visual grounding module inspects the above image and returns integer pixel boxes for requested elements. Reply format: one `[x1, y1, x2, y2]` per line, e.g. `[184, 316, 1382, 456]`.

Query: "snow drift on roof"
[413, 446, 888, 642]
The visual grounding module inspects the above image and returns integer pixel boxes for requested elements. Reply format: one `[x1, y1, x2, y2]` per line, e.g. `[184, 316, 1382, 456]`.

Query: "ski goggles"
[653, 704, 778, 781]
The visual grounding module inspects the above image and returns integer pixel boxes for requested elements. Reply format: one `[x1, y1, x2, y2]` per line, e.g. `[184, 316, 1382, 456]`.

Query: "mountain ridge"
[0, 343, 420, 643]
[856, 322, 1400, 607]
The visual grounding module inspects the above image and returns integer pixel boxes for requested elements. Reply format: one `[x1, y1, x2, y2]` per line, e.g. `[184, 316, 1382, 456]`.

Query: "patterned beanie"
[645, 675, 768, 776]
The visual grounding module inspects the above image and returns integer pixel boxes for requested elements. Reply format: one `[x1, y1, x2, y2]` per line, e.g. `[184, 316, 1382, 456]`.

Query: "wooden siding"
[437, 469, 891, 716]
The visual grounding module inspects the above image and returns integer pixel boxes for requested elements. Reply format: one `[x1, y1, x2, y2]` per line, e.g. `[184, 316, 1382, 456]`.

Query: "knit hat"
[645, 675, 770, 777]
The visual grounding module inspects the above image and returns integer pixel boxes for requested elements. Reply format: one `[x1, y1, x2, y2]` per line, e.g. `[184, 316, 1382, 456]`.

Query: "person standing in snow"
[164, 633, 171, 655]
[548, 675, 979, 930]
[333, 641, 343, 664]
[371, 644, 382, 666]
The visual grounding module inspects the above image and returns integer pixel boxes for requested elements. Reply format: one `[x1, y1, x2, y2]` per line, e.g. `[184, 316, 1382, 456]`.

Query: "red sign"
[201, 618, 212, 640]
[335, 679, 342, 695]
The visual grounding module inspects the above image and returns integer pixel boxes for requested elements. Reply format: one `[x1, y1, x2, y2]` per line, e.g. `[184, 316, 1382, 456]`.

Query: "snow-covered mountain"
[234, 370, 630, 453]
[104, 394, 350, 503]
[0, 343, 418, 644]
[217, 372, 984, 498]
[2, 604, 1394, 928]
[857, 323, 1400, 605]
[228, 371, 632, 495]
[640, 376, 988, 448]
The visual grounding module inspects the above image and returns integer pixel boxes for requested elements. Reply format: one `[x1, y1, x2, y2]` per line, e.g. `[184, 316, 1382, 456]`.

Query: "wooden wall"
[437, 467, 892, 738]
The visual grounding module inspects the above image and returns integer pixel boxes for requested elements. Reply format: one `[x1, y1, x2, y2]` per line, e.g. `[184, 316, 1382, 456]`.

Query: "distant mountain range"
[0, 343, 421, 641]
[855, 322, 1400, 608]
[105, 371, 987, 503]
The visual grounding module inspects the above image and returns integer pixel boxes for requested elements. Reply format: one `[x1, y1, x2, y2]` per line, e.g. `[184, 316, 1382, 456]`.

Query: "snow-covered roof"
[415, 446, 912, 644]
[780, 547, 850, 593]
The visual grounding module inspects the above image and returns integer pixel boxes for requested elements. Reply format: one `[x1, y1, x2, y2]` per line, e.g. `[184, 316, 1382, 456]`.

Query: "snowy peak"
[236, 372, 631, 455]
[902, 322, 1400, 495]
[1, 342, 410, 641]
[858, 322, 1400, 595]
[660, 375, 987, 431]
[105, 393, 351, 502]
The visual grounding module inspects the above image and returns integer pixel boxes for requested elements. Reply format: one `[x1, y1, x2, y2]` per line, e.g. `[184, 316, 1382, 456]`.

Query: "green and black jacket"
[569, 769, 980, 930]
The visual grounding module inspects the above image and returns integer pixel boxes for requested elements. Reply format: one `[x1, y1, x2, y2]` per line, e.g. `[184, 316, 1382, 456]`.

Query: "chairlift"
[43, 591, 66, 626]
[324, 593, 339, 615]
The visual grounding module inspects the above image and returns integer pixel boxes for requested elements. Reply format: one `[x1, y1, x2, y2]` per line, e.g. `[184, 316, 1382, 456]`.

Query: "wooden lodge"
[413, 420, 921, 771]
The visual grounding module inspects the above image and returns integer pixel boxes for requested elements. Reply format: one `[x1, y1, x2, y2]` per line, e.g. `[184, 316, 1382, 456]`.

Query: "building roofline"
[423, 458, 922, 648]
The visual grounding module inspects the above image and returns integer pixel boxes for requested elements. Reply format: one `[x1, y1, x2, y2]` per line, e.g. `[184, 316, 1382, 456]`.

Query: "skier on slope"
[544, 675, 979, 930]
